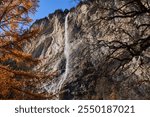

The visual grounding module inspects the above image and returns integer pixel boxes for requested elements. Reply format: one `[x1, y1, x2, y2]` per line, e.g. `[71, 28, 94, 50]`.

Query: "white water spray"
[64, 13, 70, 77]
[58, 13, 70, 90]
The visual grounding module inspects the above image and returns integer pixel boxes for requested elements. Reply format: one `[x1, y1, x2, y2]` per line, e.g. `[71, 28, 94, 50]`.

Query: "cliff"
[24, 0, 150, 99]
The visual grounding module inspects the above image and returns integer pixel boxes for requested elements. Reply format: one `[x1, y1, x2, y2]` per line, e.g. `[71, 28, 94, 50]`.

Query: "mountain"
[24, 0, 150, 99]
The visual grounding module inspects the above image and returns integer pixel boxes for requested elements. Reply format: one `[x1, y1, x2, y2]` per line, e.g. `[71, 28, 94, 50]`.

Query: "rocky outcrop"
[25, 0, 150, 99]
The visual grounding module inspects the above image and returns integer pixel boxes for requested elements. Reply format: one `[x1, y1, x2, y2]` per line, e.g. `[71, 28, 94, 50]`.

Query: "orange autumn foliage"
[0, 0, 42, 99]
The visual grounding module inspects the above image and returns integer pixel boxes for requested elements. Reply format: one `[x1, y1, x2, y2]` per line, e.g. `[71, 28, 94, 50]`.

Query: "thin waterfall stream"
[58, 13, 70, 91]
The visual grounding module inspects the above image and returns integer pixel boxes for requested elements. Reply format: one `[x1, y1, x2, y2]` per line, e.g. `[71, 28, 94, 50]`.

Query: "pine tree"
[0, 0, 44, 99]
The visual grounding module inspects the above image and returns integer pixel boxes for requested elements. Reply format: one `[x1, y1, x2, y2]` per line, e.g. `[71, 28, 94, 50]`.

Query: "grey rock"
[24, 0, 150, 99]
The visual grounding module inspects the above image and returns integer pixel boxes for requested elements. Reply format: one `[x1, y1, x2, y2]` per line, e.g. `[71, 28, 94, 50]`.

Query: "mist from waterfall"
[58, 13, 70, 91]
[64, 14, 69, 77]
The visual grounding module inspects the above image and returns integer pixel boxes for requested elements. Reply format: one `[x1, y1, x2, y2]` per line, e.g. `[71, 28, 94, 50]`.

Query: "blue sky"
[31, 0, 79, 21]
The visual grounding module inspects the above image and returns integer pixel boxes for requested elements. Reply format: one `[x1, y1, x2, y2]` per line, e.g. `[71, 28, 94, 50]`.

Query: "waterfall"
[58, 13, 70, 91]
[64, 13, 69, 79]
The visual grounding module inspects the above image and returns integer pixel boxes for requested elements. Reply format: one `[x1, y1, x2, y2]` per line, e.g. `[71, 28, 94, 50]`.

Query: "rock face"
[25, 0, 150, 99]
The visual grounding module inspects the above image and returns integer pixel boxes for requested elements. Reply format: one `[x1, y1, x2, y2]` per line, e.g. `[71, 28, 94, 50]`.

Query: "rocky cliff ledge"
[24, 0, 150, 99]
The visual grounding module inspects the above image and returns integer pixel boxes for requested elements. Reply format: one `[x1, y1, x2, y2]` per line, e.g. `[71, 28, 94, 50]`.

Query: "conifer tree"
[0, 0, 43, 99]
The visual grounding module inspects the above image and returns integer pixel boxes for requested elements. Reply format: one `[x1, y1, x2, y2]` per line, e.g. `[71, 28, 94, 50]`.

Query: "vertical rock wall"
[25, 0, 150, 99]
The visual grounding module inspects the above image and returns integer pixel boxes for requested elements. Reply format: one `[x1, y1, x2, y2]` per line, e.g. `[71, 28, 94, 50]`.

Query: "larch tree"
[0, 0, 49, 99]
